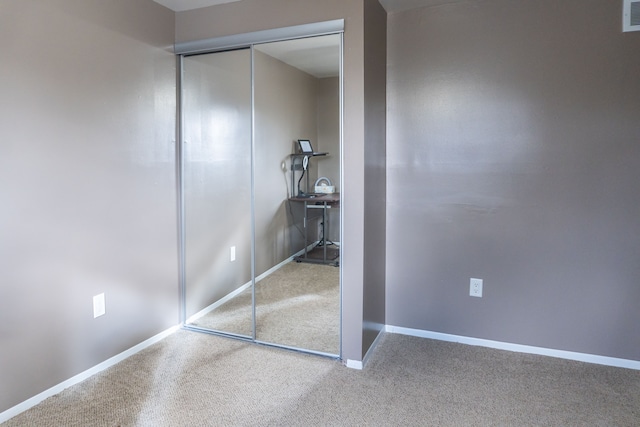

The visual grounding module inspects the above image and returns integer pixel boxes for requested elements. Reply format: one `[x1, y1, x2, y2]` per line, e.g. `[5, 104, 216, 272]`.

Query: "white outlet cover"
[470, 278, 483, 298]
[93, 293, 106, 318]
[230, 246, 236, 262]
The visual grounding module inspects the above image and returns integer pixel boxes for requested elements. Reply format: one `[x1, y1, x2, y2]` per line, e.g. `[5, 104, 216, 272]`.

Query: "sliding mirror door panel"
[182, 49, 253, 337]
[253, 35, 341, 355]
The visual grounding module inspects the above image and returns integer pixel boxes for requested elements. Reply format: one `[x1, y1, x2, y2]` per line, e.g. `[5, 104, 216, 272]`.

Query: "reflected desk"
[289, 193, 340, 266]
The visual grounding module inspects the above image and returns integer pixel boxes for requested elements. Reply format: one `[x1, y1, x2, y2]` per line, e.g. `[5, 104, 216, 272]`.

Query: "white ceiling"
[255, 34, 341, 78]
[153, 0, 465, 13]
[153, 0, 241, 12]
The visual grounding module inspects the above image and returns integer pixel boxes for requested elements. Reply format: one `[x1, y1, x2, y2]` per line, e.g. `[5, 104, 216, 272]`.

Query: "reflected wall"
[182, 49, 253, 337]
[253, 48, 317, 274]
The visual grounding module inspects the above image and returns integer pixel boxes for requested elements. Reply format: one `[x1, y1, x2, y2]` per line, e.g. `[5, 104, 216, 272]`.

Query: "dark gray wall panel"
[386, 0, 640, 360]
[362, 0, 387, 356]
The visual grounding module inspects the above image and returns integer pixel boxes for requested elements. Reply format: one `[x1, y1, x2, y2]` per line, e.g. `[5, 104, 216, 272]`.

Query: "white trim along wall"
[0, 326, 181, 424]
[386, 325, 640, 371]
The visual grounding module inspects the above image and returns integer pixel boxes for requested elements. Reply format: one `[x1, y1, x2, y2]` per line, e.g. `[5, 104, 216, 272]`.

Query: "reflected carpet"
[190, 261, 340, 354]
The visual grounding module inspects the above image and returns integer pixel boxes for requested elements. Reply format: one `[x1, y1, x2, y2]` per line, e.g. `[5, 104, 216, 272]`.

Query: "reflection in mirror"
[179, 33, 342, 356]
[254, 34, 341, 354]
[182, 49, 253, 337]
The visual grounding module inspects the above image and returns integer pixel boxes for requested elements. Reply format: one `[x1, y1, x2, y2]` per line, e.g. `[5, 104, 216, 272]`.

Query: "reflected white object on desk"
[314, 176, 335, 194]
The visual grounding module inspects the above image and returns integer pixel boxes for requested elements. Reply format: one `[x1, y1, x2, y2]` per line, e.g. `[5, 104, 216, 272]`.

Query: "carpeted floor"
[189, 261, 340, 354]
[4, 332, 639, 426]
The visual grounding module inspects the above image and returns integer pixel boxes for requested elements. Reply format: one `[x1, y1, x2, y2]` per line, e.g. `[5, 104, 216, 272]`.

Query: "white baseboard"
[345, 359, 363, 369]
[185, 281, 252, 324]
[256, 245, 311, 281]
[2, 248, 331, 423]
[185, 249, 311, 324]
[386, 325, 640, 371]
[362, 329, 385, 367]
[345, 327, 385, 370]
[0, 325, 180, 424]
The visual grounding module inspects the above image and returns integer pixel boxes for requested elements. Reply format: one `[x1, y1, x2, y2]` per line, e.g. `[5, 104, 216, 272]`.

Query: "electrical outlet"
[230, 246, 236, 262]
[470, 278, 483, 297]
[93, 293, 106, 318]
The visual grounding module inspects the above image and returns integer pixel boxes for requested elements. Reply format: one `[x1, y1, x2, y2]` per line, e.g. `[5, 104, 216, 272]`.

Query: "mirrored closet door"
[253, 35, 341, 354]
[182, 48, 253, 338]
[180, 30, 342, 357]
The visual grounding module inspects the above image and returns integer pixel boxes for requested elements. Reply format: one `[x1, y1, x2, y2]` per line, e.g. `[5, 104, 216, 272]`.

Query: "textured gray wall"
[0, 0, 177, 413]
[386, 0, 640, 361]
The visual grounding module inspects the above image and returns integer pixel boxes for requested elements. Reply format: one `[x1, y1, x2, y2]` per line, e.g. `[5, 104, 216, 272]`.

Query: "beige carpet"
[4, 332, 639, 426]
[189, 261, 340, 354]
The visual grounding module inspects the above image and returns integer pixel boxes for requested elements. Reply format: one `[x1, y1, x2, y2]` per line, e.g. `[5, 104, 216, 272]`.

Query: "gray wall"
[0, 0, 177, 413]
[386, 0, 640, 361]
[362, 0, 387, 355]
[177, 0, 383, 362]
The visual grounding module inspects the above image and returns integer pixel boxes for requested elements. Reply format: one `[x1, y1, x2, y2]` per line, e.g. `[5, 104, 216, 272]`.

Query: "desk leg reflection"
[289, 194, 339, 266]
